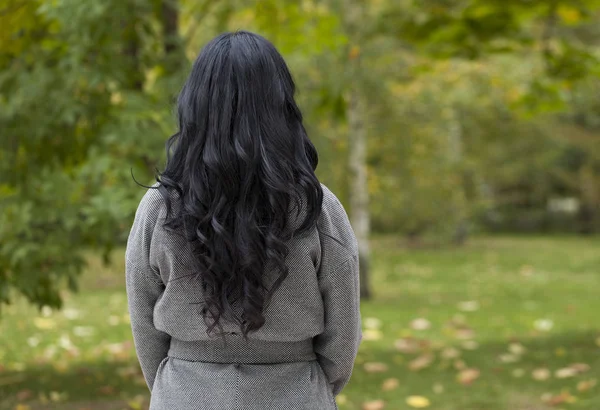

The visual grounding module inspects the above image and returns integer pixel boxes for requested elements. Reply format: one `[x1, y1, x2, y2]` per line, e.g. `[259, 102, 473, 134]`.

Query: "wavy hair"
[150, 31, 323, 339]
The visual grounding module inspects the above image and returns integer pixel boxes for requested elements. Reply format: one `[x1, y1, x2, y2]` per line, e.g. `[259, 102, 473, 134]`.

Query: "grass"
[1, 235, 600, 409]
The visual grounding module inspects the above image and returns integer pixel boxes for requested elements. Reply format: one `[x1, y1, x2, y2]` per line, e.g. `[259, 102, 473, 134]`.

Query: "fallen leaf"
[555, 367, 578, 379]
[14, 405, 31, 410]
[534, 319, 554, 332]
[336, 395, 347, 405]
[508, 343, 526, 355]
[460, 340, 479, 350]
[73, 326, 95, 337]
[457, 368, 480, 385]
[34, 318, 56, 330]
[457, 301, 479, 312]
[410, 318, 431, 331]
[441, 347, 460, 360]
[455, 327, 475, 340]
[364, 317, 382, 329]
[542, 390, 577, 405]
[394, 338, 420, 354]
[362, 399, 385, 410]
[532, 368, 551, 381]
[362, 329, 383, 341]
[453, 360, 466, 370]
[406, 395, 431, 408]
[577, 379, 597, 392]
[381, 378, 399, 391]
[364, 362, 388, 373]
[569, 363, 591, 373]
[49, 391, 66, 402]
[409, 354, 434, 371]
[432, 383, 444, 394]
[499, 353, 520, 363]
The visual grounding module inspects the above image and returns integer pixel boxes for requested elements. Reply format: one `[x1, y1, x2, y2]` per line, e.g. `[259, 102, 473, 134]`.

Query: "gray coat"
[125, 182, 362, 409]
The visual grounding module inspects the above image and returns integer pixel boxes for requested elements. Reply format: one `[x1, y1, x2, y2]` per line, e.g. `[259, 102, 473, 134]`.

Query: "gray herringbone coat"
[125, 182, 362, 409]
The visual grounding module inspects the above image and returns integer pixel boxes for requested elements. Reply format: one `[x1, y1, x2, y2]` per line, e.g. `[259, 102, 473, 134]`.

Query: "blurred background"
[1, 0, 600, 409]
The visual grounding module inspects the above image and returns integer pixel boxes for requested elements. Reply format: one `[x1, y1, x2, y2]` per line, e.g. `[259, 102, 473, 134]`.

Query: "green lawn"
[1, 235, 600, 410]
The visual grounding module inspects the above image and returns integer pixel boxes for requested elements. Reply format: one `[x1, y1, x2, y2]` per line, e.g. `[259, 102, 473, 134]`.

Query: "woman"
[125, 31, 362, 410]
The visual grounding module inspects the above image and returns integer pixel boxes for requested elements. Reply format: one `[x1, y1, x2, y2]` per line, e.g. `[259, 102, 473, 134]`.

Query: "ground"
[1, 235, 599, 410]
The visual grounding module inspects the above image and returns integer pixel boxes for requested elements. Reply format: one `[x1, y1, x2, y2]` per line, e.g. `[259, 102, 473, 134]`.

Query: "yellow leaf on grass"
[362, 329, 383, 341]
[406, 395, 431, 408]
[381, 378, 399, 391]
[34, 318, 56, 330]
[362, 399, 384, 410]
[577, 379, 597, 392]
[457, 368, 480, 385]
[409, 354, 434, 371]
[532, 368, 551, 381]
[14, 405, 31, 410]
[364, 362, 388, 373]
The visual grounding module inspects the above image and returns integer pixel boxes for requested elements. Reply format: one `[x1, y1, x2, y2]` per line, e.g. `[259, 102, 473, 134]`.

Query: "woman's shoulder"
[317, 182, 358, 262]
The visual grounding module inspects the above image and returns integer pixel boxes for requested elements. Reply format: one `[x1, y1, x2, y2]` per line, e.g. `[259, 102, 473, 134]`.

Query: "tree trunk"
[161, 0, 184, 72]
[343, 0, 372, 299]
[448, 104, 468, 245]
[347, 85, 372, 300]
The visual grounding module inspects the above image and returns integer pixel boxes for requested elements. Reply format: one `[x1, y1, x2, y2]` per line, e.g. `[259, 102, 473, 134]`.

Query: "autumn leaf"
[364, 317, 382, 329]
[533, 319, 553, 332]
[381, 378, 399, 391]
[532, 368, 551, 381]
[406, 395, 431, 408]
[555, 367, 577, 379]
[362, 329, 383, 341]
[362, 399, 385, 410]
[457, 368, 480, 385]
[541, 390, 577, 405]
[33, 318, 56, 330]
[440, 347, 460, 360]
[577, 379, 597, 392]
[409, 354, 434, 371]
[394, 338, 420, 354]
[457, 301, 479, 312]
[364, 362, 388, 373]
[508, 343, 526, 355]
[410, 318, 431, 330]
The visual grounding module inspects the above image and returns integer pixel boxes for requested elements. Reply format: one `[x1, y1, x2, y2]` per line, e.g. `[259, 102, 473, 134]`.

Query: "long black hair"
[153, 31, 323, 339]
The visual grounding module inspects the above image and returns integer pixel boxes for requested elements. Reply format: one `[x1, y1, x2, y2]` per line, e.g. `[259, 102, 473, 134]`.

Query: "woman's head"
[155, 31, 323, 339]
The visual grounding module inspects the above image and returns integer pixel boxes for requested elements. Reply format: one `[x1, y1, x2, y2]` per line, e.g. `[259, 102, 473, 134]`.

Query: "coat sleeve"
[313, 252, 362, 396]
[125, 187, 171, 391]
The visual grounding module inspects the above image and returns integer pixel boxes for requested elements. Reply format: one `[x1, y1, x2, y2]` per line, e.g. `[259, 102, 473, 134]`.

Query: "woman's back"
[124, 31, 362, 409]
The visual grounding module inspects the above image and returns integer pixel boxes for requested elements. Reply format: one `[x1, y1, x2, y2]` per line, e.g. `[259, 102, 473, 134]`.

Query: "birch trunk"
[347, 85, 372, 299]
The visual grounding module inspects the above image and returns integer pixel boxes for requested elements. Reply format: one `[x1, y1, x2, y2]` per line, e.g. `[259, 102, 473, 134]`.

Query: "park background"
[1, 0, 600, 409]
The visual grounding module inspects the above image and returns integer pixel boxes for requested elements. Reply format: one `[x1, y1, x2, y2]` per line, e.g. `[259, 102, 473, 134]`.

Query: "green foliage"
[1, 0, 600, 310]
